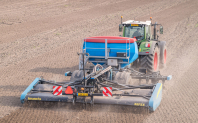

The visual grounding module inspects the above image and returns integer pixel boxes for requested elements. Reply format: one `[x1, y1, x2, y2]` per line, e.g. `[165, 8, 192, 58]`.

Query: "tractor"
[119, 17, 167, 73]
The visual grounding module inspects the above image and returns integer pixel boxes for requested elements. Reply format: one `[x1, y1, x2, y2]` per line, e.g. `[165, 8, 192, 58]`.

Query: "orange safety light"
[65, 86, 73, 94]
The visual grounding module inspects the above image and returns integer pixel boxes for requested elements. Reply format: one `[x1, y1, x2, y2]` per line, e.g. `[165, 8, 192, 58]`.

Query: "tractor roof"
[122, 20, 151, 25]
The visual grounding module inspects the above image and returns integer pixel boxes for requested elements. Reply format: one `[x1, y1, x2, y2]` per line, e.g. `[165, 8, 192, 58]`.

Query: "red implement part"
[65, 86, 73, 94]
[103, 87, 112, 97]
[84, 36, 137, 43]
[53, 86, 62, 95]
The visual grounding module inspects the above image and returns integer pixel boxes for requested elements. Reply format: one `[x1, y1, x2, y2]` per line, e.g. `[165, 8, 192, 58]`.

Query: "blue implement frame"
[149, 83, 162, 111]
[20, 78, 40, 103]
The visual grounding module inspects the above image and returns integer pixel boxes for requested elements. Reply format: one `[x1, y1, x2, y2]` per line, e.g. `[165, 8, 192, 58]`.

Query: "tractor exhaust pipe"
[153, 22, 157, 40]
[119, 16, 123, 32]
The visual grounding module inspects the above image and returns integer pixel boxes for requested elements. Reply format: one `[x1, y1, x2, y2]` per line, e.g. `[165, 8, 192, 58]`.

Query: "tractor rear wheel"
[140, 45, 159, 73]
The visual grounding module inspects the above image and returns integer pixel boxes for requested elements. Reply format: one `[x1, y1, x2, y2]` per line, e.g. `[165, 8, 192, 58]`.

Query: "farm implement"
[21, 36, 171, 112]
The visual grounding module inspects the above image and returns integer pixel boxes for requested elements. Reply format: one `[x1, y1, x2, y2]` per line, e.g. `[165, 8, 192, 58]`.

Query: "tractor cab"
[120, 20, 152, 41]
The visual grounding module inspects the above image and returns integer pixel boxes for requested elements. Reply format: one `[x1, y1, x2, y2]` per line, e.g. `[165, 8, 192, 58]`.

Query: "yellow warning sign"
[78, 93, 88, 96]
[131, 24, 139, 26]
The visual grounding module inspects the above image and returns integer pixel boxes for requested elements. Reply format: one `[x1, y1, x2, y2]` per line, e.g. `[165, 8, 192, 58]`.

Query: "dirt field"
[0, 0, 198, 122]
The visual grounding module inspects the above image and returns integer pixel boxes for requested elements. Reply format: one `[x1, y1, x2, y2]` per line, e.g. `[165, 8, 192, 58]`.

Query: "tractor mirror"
[160, 26, 163, 34]
[119, 24, 123, 32]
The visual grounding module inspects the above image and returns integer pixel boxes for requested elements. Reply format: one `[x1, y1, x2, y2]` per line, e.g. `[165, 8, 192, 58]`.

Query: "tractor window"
[145, 26, 148, 39]
[146, 25, 151, 39]
[124, 26, 144, 40]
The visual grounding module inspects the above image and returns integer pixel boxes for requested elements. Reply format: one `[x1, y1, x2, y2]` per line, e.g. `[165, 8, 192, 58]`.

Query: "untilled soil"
[0, 0, 198, 122]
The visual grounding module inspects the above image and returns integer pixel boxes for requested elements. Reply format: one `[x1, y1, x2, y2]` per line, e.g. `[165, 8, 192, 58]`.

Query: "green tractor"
[119, 17, 167, 73]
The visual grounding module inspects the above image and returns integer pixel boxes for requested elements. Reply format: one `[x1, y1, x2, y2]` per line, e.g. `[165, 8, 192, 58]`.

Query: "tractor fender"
[158, 41, 166, 65]
[158, 41, 166, 58]
[139, 41, 158, 55]
[158, 41, 166, 49]
[149, 41, 158, 54]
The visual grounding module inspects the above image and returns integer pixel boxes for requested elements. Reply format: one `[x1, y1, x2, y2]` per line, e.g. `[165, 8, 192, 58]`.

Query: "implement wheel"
[114, 71, 132, 85]
[70, 70, 84, 82]
[140, 45, 159, 73]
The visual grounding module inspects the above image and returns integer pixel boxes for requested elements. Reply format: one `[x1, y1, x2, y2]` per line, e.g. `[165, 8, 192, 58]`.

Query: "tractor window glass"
[124, 26, 144, 40]
[145, 26, 148, 38]
[145, 26, 151, 39]
[148, 25, 151, 39]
